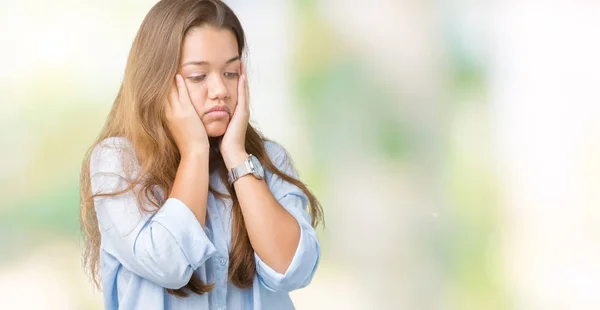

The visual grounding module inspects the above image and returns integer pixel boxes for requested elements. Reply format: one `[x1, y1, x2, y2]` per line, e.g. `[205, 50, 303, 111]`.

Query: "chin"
[205, 122, 228, 137]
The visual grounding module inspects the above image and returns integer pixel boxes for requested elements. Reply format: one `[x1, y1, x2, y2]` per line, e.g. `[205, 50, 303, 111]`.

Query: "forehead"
[180, 26, 239, 65]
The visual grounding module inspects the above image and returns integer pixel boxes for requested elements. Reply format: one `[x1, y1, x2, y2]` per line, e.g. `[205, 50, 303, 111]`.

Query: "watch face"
[249, 155, 264, 179]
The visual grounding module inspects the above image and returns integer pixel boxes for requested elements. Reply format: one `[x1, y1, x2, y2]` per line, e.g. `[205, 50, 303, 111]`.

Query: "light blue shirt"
[90, 137, 320, 310]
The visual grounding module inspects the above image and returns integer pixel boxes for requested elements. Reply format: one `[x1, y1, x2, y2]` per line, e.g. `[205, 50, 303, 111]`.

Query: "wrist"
[181, 147, 210, 161]
[223, 151, 249, 170]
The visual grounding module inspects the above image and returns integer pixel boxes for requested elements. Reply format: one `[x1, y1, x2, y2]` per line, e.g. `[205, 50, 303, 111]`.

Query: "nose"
[207, 75, 229, 100]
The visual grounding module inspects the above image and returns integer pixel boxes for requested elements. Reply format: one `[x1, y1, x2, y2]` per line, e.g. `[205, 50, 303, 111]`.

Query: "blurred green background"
[1, 1, 600, 309]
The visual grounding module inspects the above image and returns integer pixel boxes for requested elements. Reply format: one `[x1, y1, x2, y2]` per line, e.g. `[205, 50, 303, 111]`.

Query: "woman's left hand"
[220, 63, 250, 170]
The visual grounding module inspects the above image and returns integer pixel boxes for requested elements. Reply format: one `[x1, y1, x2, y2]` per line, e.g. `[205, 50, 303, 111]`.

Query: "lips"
[205, 105, 231, 116]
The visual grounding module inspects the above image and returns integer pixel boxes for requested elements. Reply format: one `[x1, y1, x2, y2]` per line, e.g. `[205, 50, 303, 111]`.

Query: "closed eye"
[188, 75, 206, 82]
[224, 72, 240, 79]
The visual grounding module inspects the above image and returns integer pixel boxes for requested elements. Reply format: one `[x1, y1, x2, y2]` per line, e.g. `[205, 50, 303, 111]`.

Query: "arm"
[169, 148, 210, 226]
[224, 142, 320, 292]
[91, 137, 216, 289]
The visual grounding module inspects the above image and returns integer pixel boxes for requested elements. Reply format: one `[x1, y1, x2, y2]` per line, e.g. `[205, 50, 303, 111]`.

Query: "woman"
[79, 0, 323, 309]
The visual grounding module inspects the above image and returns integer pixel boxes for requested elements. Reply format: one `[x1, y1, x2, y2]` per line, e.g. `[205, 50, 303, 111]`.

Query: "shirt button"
[217, 307, 224, 310]
[219, 258, 226, 266]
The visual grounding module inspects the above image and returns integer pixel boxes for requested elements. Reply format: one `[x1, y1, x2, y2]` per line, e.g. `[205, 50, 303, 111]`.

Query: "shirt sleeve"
[90, 137, 216, 289]
[254, 141, 321, 292]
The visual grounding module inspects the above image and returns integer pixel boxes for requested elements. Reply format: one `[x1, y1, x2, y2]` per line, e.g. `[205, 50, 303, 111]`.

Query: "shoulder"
[261, 139, 298, 177]
[90, 137, 136, 175]
[263, 140, 285, 157]
[262, 140, 292, 166]
[92, 137, 133, 155]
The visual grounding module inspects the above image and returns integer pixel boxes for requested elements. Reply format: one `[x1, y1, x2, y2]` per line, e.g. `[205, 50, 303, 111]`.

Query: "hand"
[166, 74, 210, 157]
[221, 64, 250, 169]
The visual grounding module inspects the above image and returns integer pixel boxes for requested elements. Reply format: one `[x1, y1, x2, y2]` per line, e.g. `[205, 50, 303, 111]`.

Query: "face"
[178, 26, 241, 137]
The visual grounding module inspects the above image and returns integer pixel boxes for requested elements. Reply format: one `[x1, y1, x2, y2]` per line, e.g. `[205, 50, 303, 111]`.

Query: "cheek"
[228, 81, 238, 104]
[187, 84, 207, 109]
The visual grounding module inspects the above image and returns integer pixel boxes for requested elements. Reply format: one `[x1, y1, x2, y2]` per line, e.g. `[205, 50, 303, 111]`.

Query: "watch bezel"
[248, 154, 264, 180]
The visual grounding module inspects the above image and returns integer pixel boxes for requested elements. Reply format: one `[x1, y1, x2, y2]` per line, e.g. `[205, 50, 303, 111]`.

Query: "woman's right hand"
[166, 74, 210, 157]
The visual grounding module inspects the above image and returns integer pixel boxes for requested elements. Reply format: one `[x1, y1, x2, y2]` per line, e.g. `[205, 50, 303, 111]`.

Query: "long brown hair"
[80, 0, 323, 298]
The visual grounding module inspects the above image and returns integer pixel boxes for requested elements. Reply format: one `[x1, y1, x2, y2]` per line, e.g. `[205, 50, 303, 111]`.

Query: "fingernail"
[176, 74, 182, 84]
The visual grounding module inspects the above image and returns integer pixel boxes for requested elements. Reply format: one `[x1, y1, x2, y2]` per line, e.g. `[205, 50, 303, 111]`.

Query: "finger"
[176, 74, 192, 109]
[237, 68, 248, 113]
[165, 95, 173, 118]
[168, 76, 179, 112]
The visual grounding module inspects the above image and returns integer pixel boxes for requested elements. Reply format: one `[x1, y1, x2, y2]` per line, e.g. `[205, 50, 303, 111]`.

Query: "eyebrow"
[181, 56, 241, 67]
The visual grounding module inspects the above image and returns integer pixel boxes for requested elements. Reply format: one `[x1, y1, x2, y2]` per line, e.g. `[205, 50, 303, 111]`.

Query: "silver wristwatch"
[228, 154, 265, 185]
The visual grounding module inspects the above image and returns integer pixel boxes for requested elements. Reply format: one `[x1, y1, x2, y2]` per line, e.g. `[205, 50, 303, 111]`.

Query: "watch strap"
[228, 157, 251, 184]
